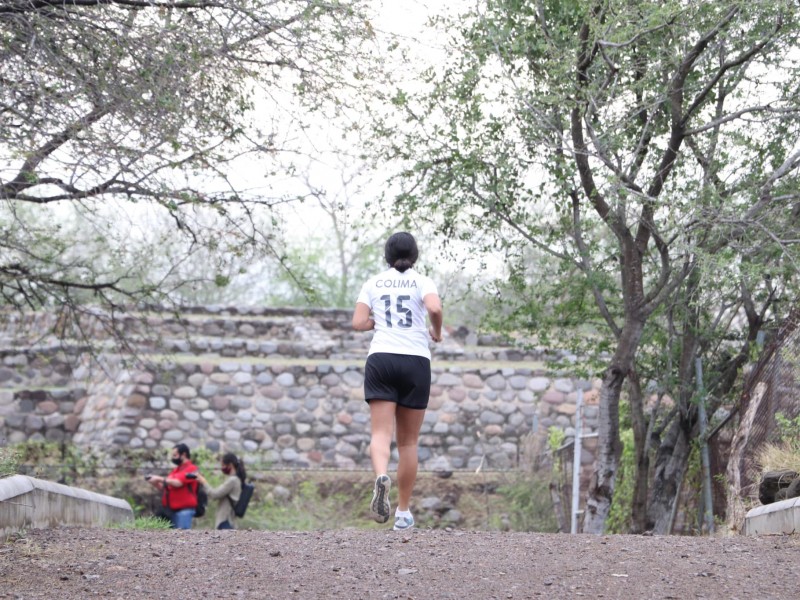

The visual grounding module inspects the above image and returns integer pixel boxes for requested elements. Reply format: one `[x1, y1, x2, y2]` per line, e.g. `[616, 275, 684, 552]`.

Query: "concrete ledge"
[743, 496, 800, 535]
[0, 475, 133, 536]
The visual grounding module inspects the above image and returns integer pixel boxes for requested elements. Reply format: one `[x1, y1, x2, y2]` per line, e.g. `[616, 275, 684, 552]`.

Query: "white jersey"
[356, 268, 438, 359]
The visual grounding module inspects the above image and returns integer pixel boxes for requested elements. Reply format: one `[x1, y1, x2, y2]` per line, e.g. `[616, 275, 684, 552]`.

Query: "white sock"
[395, 509, 412, 518]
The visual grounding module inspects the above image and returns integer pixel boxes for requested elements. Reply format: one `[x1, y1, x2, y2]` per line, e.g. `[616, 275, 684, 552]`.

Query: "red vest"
[162, 460, 199, 510]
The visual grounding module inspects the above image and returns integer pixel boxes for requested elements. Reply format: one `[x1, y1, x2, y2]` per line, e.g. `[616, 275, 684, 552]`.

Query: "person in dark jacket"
[196, 452, 245, 529]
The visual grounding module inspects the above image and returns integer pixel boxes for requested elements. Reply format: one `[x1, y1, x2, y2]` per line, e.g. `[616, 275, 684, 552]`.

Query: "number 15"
[381, 295, 412, 328]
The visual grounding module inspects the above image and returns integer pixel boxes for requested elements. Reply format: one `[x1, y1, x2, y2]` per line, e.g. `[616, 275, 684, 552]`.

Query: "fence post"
[571, 389, 583, 534]
[695, 357, 715, 534]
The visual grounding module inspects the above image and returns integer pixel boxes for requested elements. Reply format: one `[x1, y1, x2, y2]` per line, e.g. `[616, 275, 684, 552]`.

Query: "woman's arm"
[424, 293, 443, 342]
[352, 302, 375, 331]
[201, 476, 239, 500]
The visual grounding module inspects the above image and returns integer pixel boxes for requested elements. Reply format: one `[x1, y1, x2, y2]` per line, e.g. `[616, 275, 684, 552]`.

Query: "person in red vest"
[145, 443, 199, 529]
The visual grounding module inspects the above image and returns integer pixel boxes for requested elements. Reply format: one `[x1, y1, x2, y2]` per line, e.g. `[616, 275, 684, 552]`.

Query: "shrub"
[1, 446, 20, 477]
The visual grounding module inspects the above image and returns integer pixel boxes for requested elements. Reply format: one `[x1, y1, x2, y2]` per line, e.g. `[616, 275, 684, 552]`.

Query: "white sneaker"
[370, 475, 391, 523]
[393, 514, 415, 531]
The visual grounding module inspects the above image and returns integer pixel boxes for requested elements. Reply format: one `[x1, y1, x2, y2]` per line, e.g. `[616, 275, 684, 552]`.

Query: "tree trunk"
[627, 373, 650, 533]
[549, 481, 568, 533]
[647, 414, 695, 533]
[644, 268, 701, 534]
[582, 320, 644, 534]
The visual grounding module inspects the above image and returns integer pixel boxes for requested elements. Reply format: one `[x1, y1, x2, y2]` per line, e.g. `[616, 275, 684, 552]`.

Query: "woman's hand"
[429, 326, 442, 343]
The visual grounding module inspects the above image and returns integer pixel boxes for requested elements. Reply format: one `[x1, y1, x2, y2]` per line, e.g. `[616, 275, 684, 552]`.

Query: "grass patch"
[9, 441, 562, 533]
[496, 473, 558, 532]
[201, 471, 559, 532]
[112, 516, 173, 530]
[232, 472, 381, 531]
[757, 443, 800, 473]
[1, 446, 20, 477]
[756, 412, 800, 474]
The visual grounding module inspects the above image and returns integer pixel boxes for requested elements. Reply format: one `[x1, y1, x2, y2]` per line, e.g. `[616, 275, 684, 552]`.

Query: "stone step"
[744, 497, 800, 535]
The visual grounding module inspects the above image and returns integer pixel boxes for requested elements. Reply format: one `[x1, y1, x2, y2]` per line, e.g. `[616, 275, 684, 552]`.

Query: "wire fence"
[727, 309, 800, 531]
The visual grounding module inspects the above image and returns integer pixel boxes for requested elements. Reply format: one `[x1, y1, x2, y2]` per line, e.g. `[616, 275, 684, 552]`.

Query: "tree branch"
[570, 188, 621, 338]
[682, 13, 783, 126]
[0, 0, 226, 13]
[1, 105, 112, 197]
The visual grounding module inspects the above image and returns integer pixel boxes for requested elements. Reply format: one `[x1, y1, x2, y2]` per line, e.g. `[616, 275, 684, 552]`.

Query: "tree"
[380, 0, 800, 532]
[0, 0, 379, 340]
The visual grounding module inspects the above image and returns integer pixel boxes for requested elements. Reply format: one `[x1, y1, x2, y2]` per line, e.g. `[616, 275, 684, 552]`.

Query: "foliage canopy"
[0, 0, 380, 333]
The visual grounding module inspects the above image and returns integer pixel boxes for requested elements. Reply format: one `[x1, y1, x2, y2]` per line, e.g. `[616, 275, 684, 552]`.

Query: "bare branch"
[683, 13, 783, 126]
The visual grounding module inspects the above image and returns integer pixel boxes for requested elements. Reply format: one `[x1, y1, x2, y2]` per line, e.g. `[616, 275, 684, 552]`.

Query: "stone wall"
[0, 308, 599, 473]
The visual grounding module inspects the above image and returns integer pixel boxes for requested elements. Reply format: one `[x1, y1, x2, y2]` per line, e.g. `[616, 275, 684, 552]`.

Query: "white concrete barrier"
[0, 475, 133, 536]
[743, 496, 800, 535]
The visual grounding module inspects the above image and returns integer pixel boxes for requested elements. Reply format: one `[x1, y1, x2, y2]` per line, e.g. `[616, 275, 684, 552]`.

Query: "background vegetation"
[4, 441, 558, 533]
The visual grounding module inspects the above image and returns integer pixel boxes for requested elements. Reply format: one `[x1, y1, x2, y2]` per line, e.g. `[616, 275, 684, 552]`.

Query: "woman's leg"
[368, 400, 396, 522]
[394, 406, 425, 511]
[369, 400, 396, 476]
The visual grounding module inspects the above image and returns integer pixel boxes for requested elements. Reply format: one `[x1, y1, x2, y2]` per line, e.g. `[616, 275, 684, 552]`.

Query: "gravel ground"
[1, 528, 798, 599]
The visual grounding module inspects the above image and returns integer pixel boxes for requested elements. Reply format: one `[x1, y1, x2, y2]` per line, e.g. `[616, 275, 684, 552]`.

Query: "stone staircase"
[1, 307, 598, 473]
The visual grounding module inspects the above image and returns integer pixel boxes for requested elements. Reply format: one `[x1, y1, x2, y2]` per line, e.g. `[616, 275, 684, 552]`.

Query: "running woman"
[352, 231, 443, 531]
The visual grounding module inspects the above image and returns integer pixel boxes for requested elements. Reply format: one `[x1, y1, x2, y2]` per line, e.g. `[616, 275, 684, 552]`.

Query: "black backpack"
[193, 481, 208, 518]
[230, 481, 255, 518]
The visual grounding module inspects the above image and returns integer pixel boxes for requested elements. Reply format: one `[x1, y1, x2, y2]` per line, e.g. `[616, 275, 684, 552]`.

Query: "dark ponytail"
[393, 258, 415, 272]
[222, 452, 247, 484]
[384, 232, 419, 273]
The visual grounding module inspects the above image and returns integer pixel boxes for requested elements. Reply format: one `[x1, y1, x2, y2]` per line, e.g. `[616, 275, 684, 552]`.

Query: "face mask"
[171, 457, 182, 466]
[221, 466, 233, 475]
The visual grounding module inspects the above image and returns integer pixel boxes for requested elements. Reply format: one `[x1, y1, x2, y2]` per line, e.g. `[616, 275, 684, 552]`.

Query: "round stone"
[297, 437, 315, 451]
[485, 374, 507, 391]
[173, 386, 197, 399]
[199, 384, 218, 398]
[233, 372, 253, 384]
[447, 388, 466, 402]
[435, 373, 461, 386]
[554, 378, 574, 393]
[255, 373, 274, 385]
[462, 373, 483, 389]
[163, 430, 184, 442]
[187, 373, 206, 387]
[188, 398, 210, 411]
[479, 411, 505, 425]
[341, 371, 364, 388]
[277, 399, 299, 412]
[280, 448, 299, 462]
[275, 372, 296, 387]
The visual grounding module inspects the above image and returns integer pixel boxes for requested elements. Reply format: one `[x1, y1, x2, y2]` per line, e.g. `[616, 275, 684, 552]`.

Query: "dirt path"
[1, 528, 798, 599]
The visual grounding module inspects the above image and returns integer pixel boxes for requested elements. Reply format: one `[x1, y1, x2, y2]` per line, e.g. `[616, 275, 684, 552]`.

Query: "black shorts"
[364, 352, 431, 410]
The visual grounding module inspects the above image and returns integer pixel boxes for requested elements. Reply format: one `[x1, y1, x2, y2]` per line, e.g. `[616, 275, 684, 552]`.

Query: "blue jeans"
[172, 508, 195, 529]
